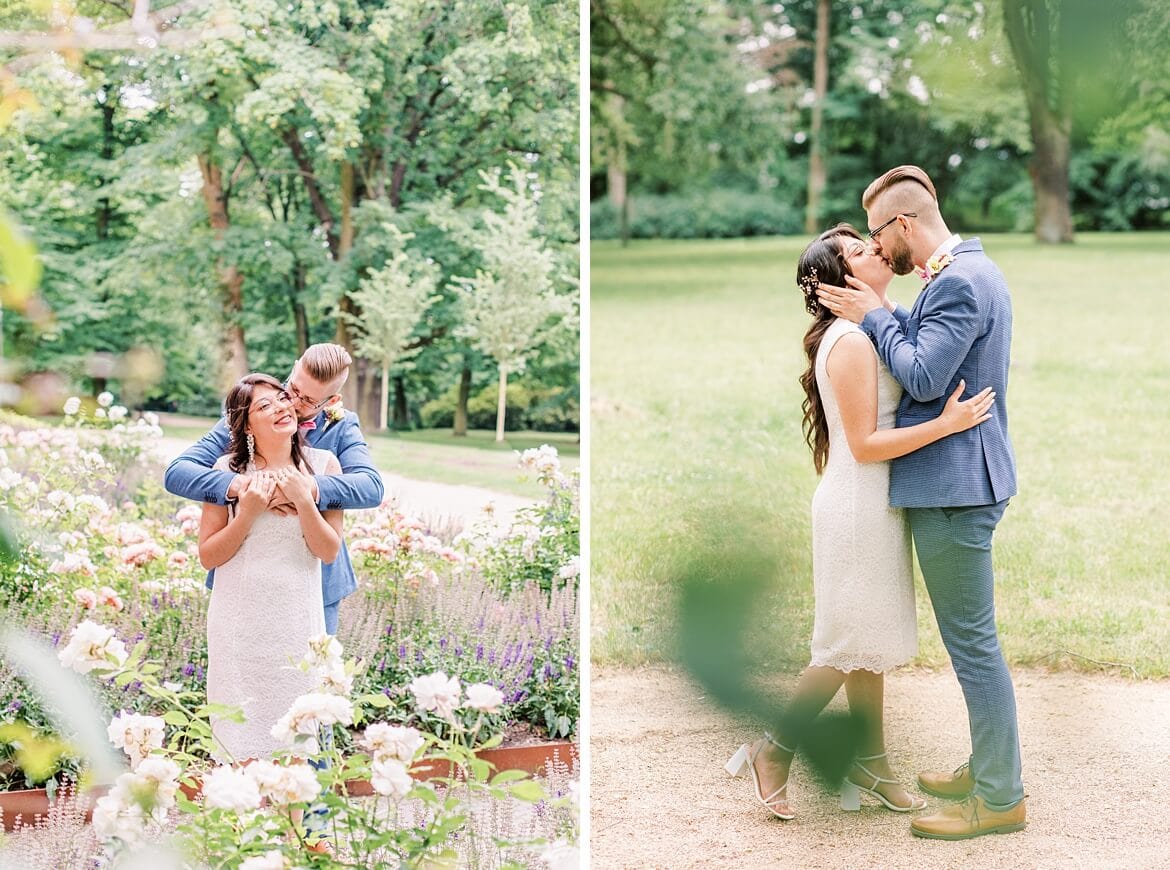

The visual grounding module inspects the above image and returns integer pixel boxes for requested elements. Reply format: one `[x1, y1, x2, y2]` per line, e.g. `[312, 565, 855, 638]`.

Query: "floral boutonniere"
[915, 252, 956, 285]
[324, 399, 345, 425]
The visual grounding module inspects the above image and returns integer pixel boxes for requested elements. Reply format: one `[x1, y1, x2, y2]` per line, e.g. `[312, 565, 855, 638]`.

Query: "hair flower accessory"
[798, 267, 822, 315]
[915, 252, 956, 284]
[324, 399, 345, 424]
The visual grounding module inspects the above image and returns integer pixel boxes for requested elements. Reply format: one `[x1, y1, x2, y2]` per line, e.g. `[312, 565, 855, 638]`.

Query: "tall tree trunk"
[1004, 0, 1075, 244]
[96, 96, 114, 241]
[605, 89, 631, 247]
[453, 364, 471, 437]
[1022, 95, 1073, 243]
[197, 152, 248, 387]
[393, 376, 410, 430]
[379, 362, 390, 431]
[291, 258, 309, 355]
[804, 0, 830, 234]
[495, 367, 508, 443]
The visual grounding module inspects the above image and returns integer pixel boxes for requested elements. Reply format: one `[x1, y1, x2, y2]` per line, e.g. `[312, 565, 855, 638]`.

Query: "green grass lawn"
[160, 419, 579, 500]
[591, 232, 1170, 677]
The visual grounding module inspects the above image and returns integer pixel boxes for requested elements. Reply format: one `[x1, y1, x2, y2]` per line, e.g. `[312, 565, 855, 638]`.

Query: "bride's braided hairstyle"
[796, 224, 864, 475]
[224, 373, 311, 474]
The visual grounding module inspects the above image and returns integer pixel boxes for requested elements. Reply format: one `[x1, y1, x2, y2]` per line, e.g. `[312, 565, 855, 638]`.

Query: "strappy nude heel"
[840, 752, 928, 812]
[725, 731, 796, 820]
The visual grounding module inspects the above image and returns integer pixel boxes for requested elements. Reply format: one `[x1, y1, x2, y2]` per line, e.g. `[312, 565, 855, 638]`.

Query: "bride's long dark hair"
[797, 224, 864, 475]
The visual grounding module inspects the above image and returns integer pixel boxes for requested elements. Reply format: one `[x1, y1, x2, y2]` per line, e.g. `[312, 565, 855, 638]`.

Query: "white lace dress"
[206, 448, 331, 762]
[809, 318, 917, 672]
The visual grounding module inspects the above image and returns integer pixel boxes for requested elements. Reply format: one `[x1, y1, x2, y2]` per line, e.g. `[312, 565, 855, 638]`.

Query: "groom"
[817, 165, 1025, 840]
[164, 342, 384, 635]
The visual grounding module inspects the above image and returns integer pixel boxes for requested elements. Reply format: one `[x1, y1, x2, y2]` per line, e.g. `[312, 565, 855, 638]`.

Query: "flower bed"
[0, 402, 580, 864]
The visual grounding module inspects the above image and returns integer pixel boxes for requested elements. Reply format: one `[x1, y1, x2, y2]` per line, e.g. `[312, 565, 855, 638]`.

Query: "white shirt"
[927, 233, 963, 264]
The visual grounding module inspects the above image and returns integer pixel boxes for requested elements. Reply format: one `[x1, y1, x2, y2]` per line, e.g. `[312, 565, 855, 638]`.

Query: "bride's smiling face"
[840, 236, 893, 293]
[246, 384, 297, 441]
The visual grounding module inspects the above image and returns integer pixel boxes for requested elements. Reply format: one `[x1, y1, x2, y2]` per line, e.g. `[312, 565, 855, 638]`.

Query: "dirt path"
[591, 665, 1170, 869]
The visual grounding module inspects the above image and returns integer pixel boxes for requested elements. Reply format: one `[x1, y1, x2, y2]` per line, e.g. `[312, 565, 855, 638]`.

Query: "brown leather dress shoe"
[917, 761, 974, 799]
[910, 795, 1026, 840]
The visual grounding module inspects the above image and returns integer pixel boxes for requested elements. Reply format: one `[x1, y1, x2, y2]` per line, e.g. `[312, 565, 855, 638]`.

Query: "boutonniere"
[324, 400, 345, 425]
[914, 252, 956, 284]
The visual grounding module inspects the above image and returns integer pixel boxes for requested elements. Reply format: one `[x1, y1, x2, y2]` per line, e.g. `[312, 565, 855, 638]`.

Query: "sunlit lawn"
[591, 232, 1170, 677]
[160, 419, 579, 500]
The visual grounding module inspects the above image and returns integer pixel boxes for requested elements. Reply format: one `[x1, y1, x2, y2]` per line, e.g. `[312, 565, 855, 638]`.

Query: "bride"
[198, 373, 342, 763]
[727, 225, 994, 818]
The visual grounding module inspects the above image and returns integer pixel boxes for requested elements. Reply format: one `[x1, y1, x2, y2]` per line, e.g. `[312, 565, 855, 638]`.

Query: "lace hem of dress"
[808, 652, 915, 674]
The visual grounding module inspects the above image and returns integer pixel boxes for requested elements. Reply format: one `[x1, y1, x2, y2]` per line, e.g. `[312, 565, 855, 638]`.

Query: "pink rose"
[74, 588, 98, 609]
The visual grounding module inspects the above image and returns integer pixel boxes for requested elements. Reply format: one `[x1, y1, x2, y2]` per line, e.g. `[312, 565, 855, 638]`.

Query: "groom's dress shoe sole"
[911, 796, 1026, 841]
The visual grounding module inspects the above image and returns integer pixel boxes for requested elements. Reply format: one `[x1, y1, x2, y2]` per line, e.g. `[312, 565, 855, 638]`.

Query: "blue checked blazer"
[859, 238, 1017, 508]
[163, 409, 384, 606]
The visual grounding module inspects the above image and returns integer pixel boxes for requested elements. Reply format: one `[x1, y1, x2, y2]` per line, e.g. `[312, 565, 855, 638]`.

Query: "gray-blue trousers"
[907, 501, 1024, 809]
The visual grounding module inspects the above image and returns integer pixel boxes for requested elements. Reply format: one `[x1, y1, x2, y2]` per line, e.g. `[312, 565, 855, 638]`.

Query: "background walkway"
[592, 665, 1170, 869]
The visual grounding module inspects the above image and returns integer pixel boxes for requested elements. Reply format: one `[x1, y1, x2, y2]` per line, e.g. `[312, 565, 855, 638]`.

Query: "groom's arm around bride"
[164, 344, 385, 634]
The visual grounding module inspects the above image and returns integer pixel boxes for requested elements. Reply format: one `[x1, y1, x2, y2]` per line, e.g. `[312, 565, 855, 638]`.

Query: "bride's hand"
[237, 472, 276, 519]
[939, 380, 995, 434]
[275, 467, 316, 508]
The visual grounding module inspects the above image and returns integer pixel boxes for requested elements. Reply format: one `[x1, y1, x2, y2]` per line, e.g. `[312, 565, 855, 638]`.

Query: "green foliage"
[420, 379, 579, 432]
[592, 190, 803, 240]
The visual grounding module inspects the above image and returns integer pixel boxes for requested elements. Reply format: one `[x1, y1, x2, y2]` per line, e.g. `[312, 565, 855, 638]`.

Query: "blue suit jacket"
[860, 238, 1017, 508]
[163, 409, 384, 605]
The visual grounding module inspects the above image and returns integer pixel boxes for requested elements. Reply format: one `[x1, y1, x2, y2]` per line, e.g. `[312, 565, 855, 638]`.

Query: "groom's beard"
[886, 240, 916, 276]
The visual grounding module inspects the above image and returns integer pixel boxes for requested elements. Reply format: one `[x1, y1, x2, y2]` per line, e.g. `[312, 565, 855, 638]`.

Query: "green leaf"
[162, 710, 189, 727]
[509, 780, 546, 802]
[489, 769, 529, 786]
[0, 210, 41, 308]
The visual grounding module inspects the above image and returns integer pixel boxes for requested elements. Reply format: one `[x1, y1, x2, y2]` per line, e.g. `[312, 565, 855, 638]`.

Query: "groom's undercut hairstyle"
[862, 164, 938, 209]
[300, 343, 353, 388]
[863, 164, 945, 229]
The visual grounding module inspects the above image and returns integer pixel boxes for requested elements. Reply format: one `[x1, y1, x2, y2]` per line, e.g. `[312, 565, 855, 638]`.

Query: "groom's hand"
[817, 275, 882, 324]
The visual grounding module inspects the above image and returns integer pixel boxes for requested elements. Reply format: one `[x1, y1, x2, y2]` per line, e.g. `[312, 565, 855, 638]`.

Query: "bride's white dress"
[206, 448, 331, 762]
[809, 318, 916, 672]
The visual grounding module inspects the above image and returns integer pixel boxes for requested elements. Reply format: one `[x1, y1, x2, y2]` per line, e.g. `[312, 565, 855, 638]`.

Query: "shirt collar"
[927, 233, 963, 265]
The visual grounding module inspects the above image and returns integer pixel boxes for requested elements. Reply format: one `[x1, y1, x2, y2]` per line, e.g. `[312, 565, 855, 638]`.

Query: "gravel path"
[591, 665, 1170, 869]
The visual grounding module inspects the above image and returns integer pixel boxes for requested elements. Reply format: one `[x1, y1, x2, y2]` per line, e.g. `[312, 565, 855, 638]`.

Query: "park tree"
[451, 167, 572, 443]
[343, 240, 440, 432]
[1002, 0, 1146, 243]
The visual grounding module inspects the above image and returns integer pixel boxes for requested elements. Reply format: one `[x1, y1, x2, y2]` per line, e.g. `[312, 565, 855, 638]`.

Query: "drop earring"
[246, 431, 255, 466]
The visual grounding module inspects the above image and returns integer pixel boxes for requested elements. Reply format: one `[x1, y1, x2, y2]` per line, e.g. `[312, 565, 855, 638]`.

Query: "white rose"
[370, 757, 413, 801]
[202, 765, 261, 813]
[302, 633, 343, 670]
[108, 405, 128, 422]
[270, 693, 354, 754]
[58, 620, 128, 674]
[63, 397, 81, 416]
[97, 391, 114, 408]
[92, 782, 146, 844]
[240, 852, 288, 870]
[558, 557, 580, 580]
[360, 723, 424, 763]
[315, 661, 354, 697]
[408, 671, 462, 719]
[132, 757, 181, 811]
[244, 760, 321, 805]
[465, 683, 505, 714]
[107, 712, 166, 769]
